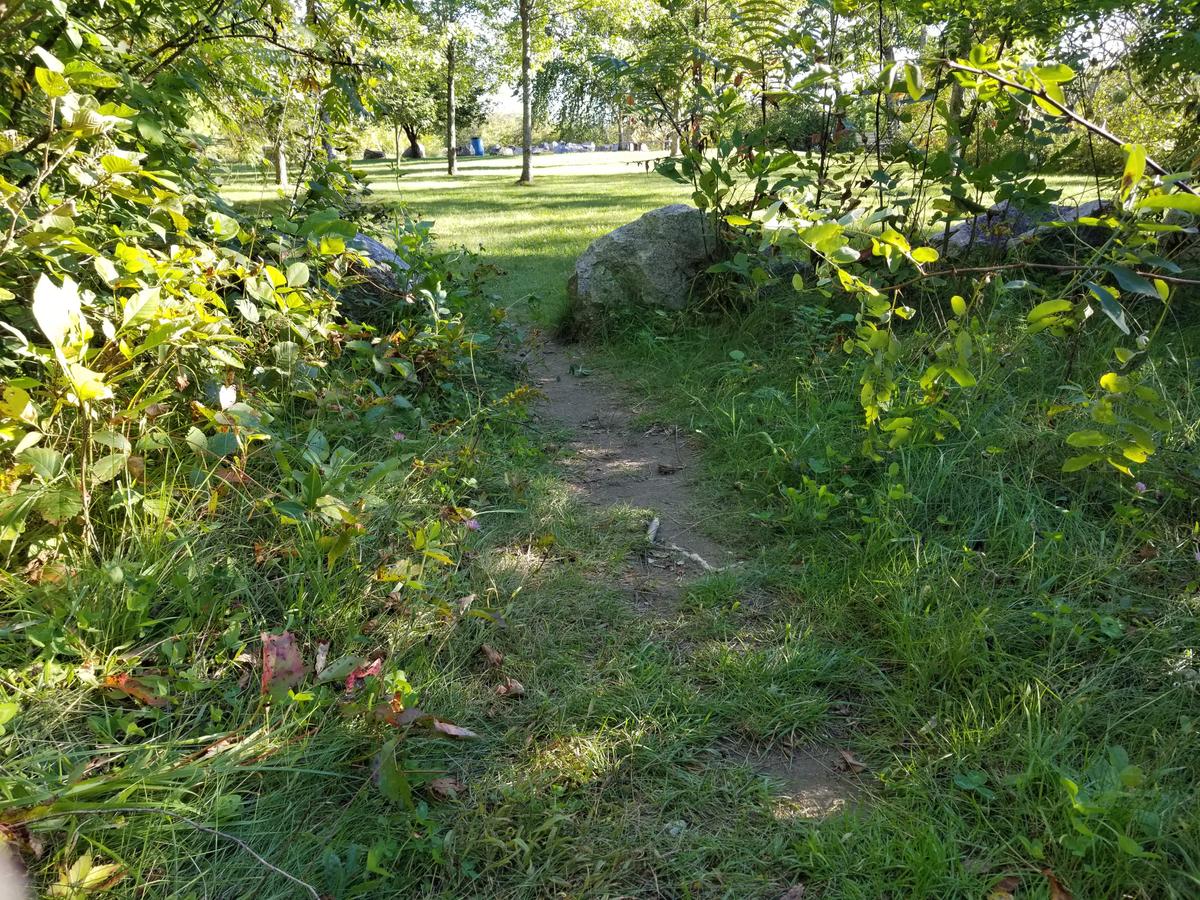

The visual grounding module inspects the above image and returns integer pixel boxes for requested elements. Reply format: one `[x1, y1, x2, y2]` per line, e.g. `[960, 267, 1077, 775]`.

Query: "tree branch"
[944, 60, 1197, 196]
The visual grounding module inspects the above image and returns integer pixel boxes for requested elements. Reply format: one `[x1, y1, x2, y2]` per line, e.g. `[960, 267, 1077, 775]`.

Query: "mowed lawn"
[221, 151, 691, 316]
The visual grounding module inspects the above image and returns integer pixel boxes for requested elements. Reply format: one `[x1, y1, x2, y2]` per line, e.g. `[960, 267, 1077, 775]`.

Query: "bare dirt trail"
[525, 333, 862, 819]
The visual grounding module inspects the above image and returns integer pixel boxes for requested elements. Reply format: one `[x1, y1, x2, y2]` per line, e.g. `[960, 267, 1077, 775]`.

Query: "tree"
[417, 0, 497, 175]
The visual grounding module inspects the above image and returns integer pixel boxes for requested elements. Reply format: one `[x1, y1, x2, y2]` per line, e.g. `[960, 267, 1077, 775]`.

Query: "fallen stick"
[644, 516, 731, 573]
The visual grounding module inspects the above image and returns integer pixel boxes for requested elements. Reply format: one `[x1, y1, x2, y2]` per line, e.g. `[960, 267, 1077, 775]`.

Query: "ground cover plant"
[3, 0, 1200, 897]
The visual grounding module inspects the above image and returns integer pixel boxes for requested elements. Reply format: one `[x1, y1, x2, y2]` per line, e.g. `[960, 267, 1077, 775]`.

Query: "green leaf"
[1027, 299, 1073, 322]
[1087, 282, 1128, 335]
[1121, 144, 1146, 201]
[285, 262, 310, 287]
[20, 447, 65, 480]
[91, 453, 127, 483]
[1062, 453, 1102, 472]
[35, 67, 70, 98]
[1138, 193, 1200, 215]
[122, 287, 160, 327]
[1065, 430, 1110, 448]
[1105, 265, 1159, 299]
[724, 214, 753, 226]
[206, 211, 241, 239]
[950, 295, 966, 317]
[32, 273, 82, 352]
[1100, 372, 1132, 393]
[93, 429, 131, 453]
[1033, 63, 1075, 84]
[911, 246, 938, 264]
[904, 63, 924, 102]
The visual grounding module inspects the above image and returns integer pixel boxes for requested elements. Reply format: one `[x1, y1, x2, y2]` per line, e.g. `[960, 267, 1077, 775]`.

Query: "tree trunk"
[518, 0, 533, 184]
[446, 38, 458, 176]
[272, 143, 289, 187]
[402, 125, 424, 158]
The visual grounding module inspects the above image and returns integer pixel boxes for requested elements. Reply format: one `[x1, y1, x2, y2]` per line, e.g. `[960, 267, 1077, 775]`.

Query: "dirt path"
[526, 334, 862, 819]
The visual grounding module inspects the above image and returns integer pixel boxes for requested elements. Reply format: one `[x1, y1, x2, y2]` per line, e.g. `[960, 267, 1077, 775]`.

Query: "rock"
[498, 146, 515, 156]
[363, 148, 386, 160]
[942, 199, 1117, 258]
[1004, 198, 1115, 255]
[568, 204, 716, 329]
[349, 233, 410, 290]
[401, 142, 425, 159]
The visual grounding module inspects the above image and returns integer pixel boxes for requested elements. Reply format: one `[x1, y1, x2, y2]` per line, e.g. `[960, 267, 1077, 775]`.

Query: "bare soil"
[527, 334, 861, 818]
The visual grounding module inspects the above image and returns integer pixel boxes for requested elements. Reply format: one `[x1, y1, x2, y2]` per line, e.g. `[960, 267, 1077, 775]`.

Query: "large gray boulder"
[941, 199, 1117, 258]
[568, 204, 716, 328]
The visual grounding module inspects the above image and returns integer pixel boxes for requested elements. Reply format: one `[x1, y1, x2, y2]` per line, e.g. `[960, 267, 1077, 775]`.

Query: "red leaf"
[345, 658, 382, 692]
[103, 674, 169, 708]
[260, 631, 305, 695]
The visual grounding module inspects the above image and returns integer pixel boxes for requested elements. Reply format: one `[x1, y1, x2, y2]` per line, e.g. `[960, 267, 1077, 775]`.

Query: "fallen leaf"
[260, 631, 305, 695]
[103, 673, 169, 708]
[455, 593, 477, 615]
[374, 701, 427, 727]
[430, 718, 478, 739]
[144, 402, 170, 420]
[494, 675, 525, 698]
[779, 885, 805, 900]
[125, 455, 146, 482]
[215, 466, 248, 486]
[479, 643, 504, 668]
[1042, 868, 1073, 900]
[836, 749, 868, 773]
[426, 776, 464, 801]
[345, 658, 382, 692]
[656, 463, 683, 475]
[314, 640, 330, 675]
[988, 875, 1020, 899]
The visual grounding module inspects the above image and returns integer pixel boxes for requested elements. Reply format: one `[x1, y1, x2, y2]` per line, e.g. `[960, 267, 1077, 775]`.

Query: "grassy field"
[212, 154, 1200, 897]
[222, 152, 690, 317]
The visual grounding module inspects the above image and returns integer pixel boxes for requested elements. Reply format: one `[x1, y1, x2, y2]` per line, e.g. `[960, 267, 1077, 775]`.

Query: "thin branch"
[944, 60, 1197, 196]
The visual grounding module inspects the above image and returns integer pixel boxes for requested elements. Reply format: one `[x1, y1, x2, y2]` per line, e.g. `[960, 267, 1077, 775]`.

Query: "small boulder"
[401, 142, 426, 159]
[363, 148, 386, 160]
[568, 204, 716, 330]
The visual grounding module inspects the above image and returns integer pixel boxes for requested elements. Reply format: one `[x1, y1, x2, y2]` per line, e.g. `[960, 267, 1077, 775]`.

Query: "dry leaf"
[373, 700, 478, 738]
[479, 643, 504, 668]
[345, 658, 383, 692]
[494, 675, 525, 698]
[988, 875, 1020, 899]
[103, 673, 169, 708]
[430, 718, 478, 738]
[779, 885, 806, 900]
[656, 463, 683, 475]
[456, 593, 477, 615]
[144, 402, 170, 420]
[426, 777, 464, 801]
[260, 631, 305, 695]
[1042, 868, 1073, 900]
[836, 749, 868, 773]
[314, 640, 330, 675]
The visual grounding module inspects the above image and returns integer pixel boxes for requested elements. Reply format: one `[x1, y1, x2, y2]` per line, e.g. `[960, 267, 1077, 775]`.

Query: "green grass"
[221, 152, 691, 317]
[216, 152, 1200, 897]
[9, 154, 1195, 898]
